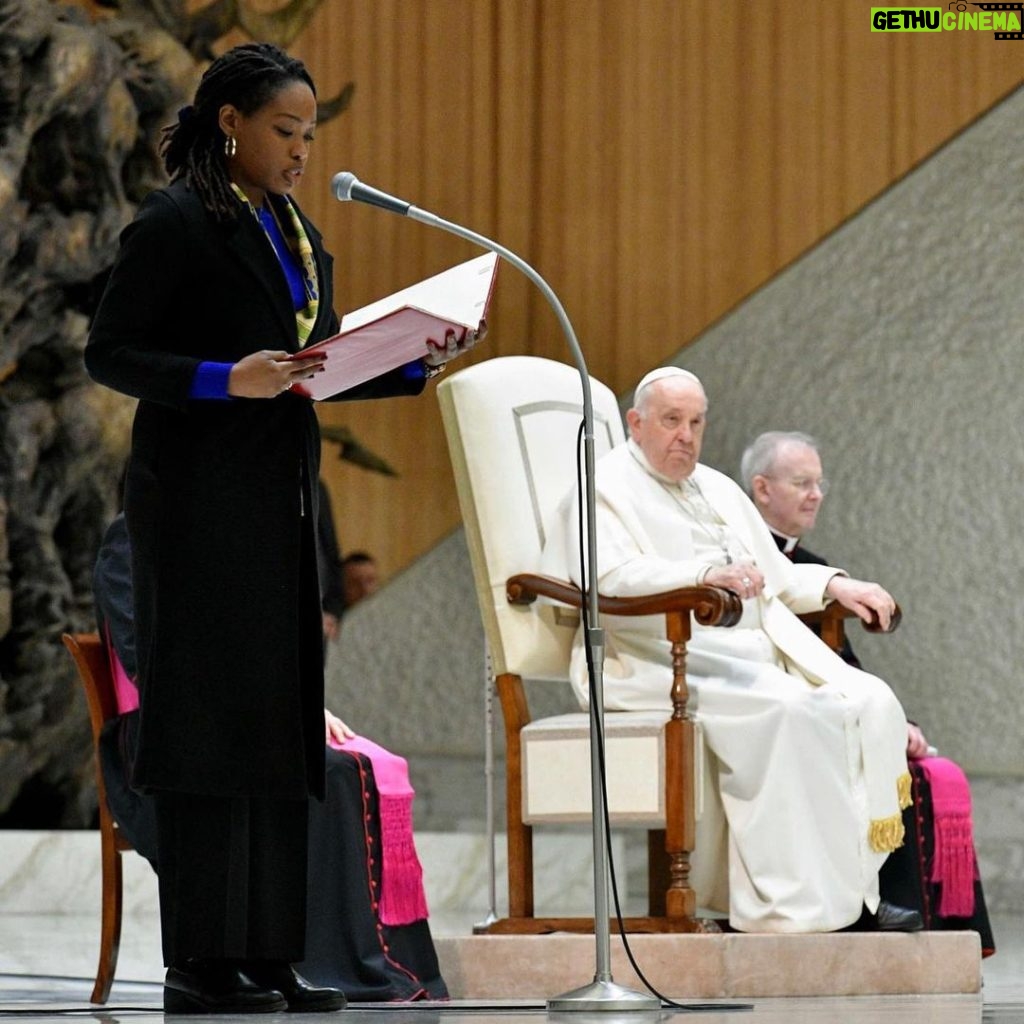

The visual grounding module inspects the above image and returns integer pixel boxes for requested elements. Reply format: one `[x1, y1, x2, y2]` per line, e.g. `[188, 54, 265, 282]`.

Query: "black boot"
[242, 962, 347, 1013]
[875, 900, 925, 932]
[164, 960, 287, 1014]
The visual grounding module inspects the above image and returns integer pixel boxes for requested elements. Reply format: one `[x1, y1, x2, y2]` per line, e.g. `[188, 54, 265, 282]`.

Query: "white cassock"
[542, 440, 911, 933]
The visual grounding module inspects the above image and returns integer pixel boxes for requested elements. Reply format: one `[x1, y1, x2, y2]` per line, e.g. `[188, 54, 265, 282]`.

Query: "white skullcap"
[633, 366, 703, 405]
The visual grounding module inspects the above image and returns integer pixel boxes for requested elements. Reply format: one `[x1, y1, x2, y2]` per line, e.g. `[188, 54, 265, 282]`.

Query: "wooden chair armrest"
[506, 573, 743, 628]
[799, 601, 903, 635]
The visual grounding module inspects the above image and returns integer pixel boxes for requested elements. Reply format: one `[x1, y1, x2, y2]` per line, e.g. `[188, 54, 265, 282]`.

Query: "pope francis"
[543, 367, 919, 934]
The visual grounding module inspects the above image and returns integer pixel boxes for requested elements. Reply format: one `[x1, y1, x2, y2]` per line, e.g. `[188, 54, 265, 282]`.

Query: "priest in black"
[740, 431, 995, 955]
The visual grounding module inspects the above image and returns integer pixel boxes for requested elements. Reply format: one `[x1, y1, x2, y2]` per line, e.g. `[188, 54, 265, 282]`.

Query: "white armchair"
[438, 356, 740, 934]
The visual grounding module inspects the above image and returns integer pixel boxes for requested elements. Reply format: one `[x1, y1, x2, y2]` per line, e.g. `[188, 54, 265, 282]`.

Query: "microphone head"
[331, 171, 359, 201]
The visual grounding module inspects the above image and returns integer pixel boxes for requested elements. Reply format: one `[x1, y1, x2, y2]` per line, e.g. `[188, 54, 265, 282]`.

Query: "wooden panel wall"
[269, 0, 1023, 580]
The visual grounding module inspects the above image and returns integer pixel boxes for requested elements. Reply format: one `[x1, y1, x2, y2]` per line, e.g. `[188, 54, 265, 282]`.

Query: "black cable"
[0, 1009, 157, 1016]
[354, 1003, 548, 1012]
[0, 1003, 551, 1017]
[573, 421, 751, 1014]
[0, 975, 158, 985]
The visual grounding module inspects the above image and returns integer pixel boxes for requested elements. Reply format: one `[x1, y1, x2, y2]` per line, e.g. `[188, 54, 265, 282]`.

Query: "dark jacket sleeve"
[85, 191, 202, 410]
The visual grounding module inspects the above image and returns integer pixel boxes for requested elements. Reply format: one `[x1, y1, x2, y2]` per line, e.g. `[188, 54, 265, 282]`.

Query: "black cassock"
[776, 534, 995, 955]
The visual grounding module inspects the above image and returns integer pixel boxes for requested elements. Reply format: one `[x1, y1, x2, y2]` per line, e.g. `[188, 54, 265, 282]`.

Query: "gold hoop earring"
[224, 135, 237, 158]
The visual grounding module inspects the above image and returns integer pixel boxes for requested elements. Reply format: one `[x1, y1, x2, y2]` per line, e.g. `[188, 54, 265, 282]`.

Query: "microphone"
[331, 172, 411, 217]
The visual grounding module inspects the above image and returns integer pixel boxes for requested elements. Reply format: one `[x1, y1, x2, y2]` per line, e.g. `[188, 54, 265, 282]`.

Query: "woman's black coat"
[86, 178, 422, 800]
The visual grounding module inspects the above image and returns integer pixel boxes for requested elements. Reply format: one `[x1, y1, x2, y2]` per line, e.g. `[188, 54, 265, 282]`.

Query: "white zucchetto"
[633, 366, 704, 406]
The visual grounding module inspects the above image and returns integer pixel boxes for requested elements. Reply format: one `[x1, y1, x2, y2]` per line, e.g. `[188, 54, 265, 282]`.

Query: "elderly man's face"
[626, 379, 707, 482]
[752, 442, 826, 538]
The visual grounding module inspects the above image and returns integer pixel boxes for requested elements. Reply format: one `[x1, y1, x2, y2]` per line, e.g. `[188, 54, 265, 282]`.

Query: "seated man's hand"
[324, 708, 356, 746]
[826, 575, 897, 631]
[906, 722, 930, 760]
[705, 561, 764, 600]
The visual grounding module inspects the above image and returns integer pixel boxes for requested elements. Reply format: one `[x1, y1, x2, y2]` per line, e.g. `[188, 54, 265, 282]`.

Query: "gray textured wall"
[679, 87, 1024, 777]
[326, 532, 485, 762]
[326, 87, 1024, 907]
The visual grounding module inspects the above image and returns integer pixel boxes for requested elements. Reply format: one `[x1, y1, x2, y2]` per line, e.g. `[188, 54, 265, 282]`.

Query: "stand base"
[547, 979, 661, 1013]
[471, 911, 499, 934]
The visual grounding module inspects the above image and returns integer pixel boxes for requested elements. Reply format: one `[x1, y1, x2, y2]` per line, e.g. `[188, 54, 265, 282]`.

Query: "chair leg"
[496, 673, 535, 920]
[92, 818, 123, 1004]
[506, 816, 535, 919]
[647, 829, 669, 917]
[663, 716, 697, 920]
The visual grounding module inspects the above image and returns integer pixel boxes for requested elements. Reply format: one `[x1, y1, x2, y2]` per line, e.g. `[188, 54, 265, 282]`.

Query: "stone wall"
[0, 0, 346, 824]
[0, 1, 195, 824]
[678, 88, 1024, 778]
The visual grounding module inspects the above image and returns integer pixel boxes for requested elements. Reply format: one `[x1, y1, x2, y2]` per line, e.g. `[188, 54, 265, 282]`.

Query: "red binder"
[289, 252, 498, 400]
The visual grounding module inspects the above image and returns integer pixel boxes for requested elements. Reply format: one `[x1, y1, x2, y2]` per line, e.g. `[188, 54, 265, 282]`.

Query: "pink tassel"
[931, 815, 977, 918]
[332, 736, 431, 927]
[378, 796, 429, 926]
[916, 756, 977, 919]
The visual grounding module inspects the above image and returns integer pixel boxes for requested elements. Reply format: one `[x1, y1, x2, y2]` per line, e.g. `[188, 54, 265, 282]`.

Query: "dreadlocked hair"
[159, 43, 316, 223]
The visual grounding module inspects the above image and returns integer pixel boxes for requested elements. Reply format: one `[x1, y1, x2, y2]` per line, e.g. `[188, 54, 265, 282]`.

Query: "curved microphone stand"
[332, 174, 658, 1012]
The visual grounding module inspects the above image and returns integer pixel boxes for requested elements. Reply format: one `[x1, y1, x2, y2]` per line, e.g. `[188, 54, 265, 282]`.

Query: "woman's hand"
[324, 708, 355, 746]
[227, 350, 326, 398]
[423, 319, 488, 371]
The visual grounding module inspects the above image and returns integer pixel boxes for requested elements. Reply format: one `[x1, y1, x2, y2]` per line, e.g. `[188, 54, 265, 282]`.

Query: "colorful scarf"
[231, 184, 319, 346]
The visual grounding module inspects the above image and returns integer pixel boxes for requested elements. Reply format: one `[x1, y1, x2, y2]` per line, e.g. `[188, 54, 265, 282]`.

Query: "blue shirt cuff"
[190, 362, 234, 400]
[402, 360, 427, 381]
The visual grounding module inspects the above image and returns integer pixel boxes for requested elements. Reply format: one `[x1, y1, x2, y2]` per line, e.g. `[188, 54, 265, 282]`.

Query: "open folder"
[289, 251, 498, 400]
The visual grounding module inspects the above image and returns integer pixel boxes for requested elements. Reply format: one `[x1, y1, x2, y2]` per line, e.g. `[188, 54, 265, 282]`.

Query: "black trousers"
[153, 790, 309, 966]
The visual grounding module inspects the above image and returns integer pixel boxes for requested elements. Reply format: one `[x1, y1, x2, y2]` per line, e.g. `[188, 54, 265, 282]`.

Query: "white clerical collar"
[769, 527, 800, 554]
[626, 439, 699, 489]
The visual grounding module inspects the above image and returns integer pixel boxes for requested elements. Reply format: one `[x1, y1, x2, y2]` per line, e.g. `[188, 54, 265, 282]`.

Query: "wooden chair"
[438, 357, 741, 934]
[62, 631, 133, 1004]
[801, 601, 901, 650]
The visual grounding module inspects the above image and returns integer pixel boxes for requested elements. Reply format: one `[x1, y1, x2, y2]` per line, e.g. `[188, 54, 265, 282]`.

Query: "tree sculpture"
[0, 0, 343, 824]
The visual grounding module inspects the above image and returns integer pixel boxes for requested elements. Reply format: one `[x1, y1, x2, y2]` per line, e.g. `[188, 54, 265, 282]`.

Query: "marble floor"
[0, 911, 1021, 1023]
[0, 829, 1021, 1023]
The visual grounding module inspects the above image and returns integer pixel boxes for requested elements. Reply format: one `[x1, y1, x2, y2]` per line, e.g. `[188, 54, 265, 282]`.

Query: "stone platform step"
[436, 931, 980, 999]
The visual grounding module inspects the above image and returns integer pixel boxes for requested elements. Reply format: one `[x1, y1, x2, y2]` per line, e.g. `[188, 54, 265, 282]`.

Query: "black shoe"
[876, 900, 924, 932]
[243, 963, 347, 1013]
[164, 963, 287, 1014]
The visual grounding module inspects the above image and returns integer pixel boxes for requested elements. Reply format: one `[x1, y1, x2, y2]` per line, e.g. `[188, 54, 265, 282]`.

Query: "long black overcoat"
[85, 178, 422, 800]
